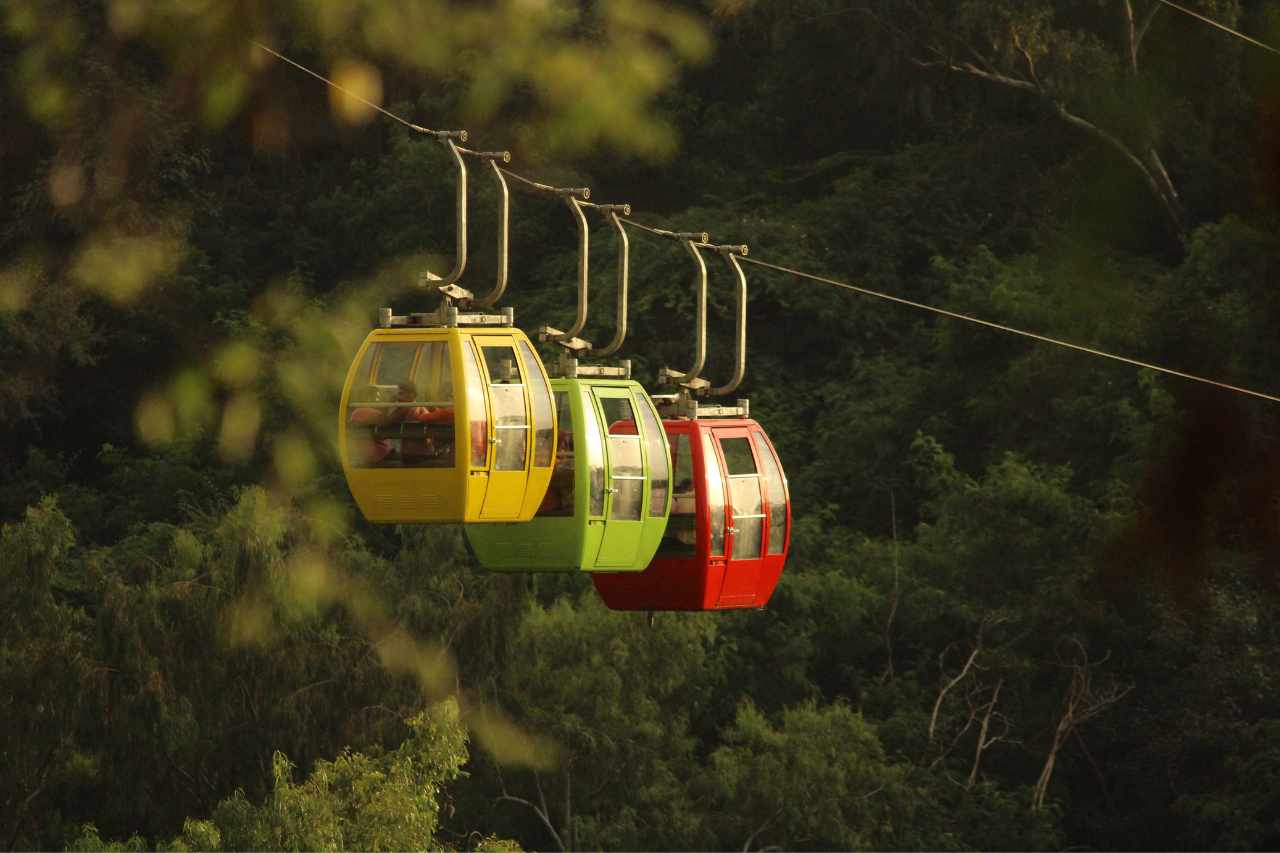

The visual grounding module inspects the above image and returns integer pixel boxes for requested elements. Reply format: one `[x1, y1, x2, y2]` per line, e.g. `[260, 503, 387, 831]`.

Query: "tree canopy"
[6, 0, 1280, 850]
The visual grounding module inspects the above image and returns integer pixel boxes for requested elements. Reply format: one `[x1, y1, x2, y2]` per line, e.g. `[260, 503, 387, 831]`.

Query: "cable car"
[465, 191, 674, 571]
[584, 239, 791, 610]
[337, 136, 563, 524]
[466, 378, 672, 571]
[339, 317, 556, 523]
[592, 416, 790, 610]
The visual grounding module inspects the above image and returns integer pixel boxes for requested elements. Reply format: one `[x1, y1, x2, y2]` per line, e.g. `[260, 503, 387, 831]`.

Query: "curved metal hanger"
[589, 204, 633, 358]
[700, 244, 749, 397]
[421, 136, 512, 304]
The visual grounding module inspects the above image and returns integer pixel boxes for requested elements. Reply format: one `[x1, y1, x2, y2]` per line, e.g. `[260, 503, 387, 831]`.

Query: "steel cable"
[738, 254, 1280, 404]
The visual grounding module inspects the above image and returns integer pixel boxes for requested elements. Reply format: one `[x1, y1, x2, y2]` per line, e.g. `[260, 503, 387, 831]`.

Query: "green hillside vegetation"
[5, 0, 1280, 849]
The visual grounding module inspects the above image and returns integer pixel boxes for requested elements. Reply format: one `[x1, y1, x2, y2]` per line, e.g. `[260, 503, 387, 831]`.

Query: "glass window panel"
[370, 341, 454, 467]
[345, 408, 387, 469]
[345, 412, 455, 469]
[581, 388, 606, 517]
[518, 341, 554, 467]
[348, 346, 378, 403]
[494, 426, 527, 471]
[657, 431, 694, 556]
[489, 385, 526, 427]
[670, 433, 694, 513]
[720, 436, 757, 475]
[537, 391, 575, 517]
[730, 476, 763, 516]
[729, 476, 765, 559]
[437, 343, 453, 401]
[753, 432, 789, 555]
[460, 342, 488, 468]
[374, 342, 418, 387]
[599, 395, 635, 431]
[483, 346, 522, 384]
[658, 515, 697, 556]
[636, 396, 669, 517]
[701, 431, 726, 557]
[419, 341, 454, 403]
[489, 384, 527, 472]
[483, 345, 528, 472]
[608, 436, 643, 479]
[610, 476, 643, 521]
[733, 516, 764, 560]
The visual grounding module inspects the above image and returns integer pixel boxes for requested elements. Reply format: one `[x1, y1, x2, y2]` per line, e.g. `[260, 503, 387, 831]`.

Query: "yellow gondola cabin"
[339, 312, 556, 524]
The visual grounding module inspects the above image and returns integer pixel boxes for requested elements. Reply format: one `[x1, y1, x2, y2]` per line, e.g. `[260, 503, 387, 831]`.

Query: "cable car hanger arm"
[454, 148, 513, 308]
[587, 205, 633, 358]
[424, 138, 469, 288]
[656, 237, 710, 389]
[493, 169, 599, 349]
[426, 145, 511, 307]
[690, 243, 750, 397]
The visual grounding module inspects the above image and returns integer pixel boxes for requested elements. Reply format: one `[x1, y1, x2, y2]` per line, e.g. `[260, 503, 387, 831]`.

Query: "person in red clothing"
[348, 383, 456, 467]
[348, 385, 393, 465]
[390, 382, 456, 465]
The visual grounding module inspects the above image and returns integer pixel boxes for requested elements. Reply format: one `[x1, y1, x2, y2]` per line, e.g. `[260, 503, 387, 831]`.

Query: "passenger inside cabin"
[538, 428, 575, 516]
[658, 437, 698, 555]
[348, 386, 392, 466]
[389, 382, 456, 466]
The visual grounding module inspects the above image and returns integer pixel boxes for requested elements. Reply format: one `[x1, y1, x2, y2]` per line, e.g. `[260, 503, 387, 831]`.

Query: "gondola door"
[711, 427, 768, 607]
[591, 387, 647, 568]
[476, 336, 531, 520]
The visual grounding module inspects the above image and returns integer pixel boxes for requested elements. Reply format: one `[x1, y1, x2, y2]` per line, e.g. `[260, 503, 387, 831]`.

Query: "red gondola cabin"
[592, 417, 790, 610]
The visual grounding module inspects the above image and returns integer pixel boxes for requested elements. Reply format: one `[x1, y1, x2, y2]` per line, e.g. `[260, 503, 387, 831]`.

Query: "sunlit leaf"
[0, 264, 34, 313]
[469, 707, 559, 770]
[218, 392, 262, 462]
[108, 0, 146, 35]
[203, 66, 249, 128]
[71, 229, 186, 304]
[303, 497, 350, 543]
[226, 598, 277, 647]
[134, 392, 176, 448]
[171, 368, 215, 434]
[212, 340, 261, 387]
[329, 58, 383, 126]
[284, 547, 336, 611]
[273, 430, 317, 488]
[47, 163, 84, 207]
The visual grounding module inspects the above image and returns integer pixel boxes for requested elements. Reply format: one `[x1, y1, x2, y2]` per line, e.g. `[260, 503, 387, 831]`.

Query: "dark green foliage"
[5, 1, 1280, 850]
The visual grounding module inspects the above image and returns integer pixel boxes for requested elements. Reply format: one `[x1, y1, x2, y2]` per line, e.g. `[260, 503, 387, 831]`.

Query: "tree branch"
[917, 54, 1187, 245]
[967, 678, 1005, 788]
[1123, 0, 1140, 74]
[881, 490, 900, 684]
[913, 59, 1039, 95]
[1010, 28, 1041, 90]
[929, 641, 982, 742]
[495, 768, 566, 852]
[742, 805, 785, 853]
[1136, 2, 1163, 56]
[496, 793, 566, 853]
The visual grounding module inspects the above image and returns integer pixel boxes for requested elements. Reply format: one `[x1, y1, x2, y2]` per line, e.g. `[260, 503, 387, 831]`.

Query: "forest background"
[5, 0, 1280, 849]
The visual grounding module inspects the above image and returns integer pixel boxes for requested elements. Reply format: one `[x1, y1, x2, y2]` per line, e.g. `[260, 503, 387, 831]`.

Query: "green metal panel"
[466, 378, 670, 573]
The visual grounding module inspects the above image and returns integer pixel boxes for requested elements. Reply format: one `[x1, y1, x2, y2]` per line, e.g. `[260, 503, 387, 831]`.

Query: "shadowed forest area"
[6, 0, 1280, 849]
